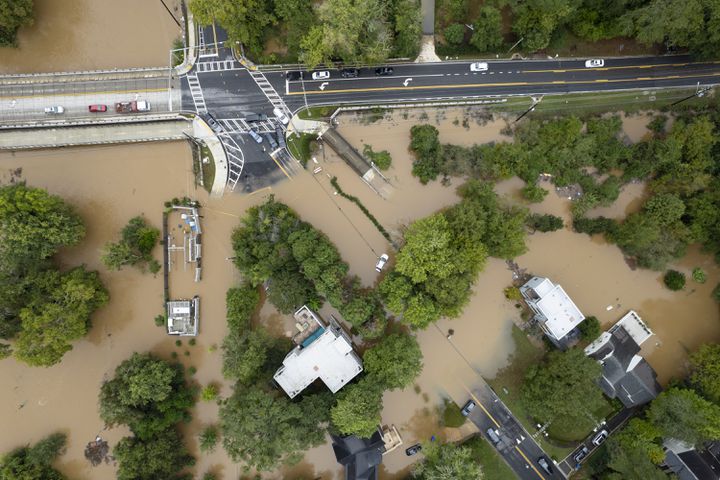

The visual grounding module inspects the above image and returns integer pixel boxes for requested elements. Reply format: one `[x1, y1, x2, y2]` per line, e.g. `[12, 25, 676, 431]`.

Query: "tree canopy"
[648, 387, 720, 446]
[412, 441, 483, 480]
[363, 333, 423, 390]
[0, 0, 34, 46]
[330, 376, 385, 438]
[220, 385, 332, 470]
[114, 428, 193, 480]
[101, 216, 160, 272]
[521, 348, 605, 426]
[99, 353, 194, 440]
[689, 343, 720, 404]
[0, 432, 66, 480]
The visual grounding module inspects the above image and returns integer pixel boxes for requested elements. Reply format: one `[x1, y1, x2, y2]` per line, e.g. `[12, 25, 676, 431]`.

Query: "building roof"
[586, 321, 660, 407]
[523, 277, 585, 340]
[664, 440, 720, 480]
[166, 297, 199, 336]
[611, 310, 653, 346]
[274, 310, 363, 398]
[331, 432, 385, 480]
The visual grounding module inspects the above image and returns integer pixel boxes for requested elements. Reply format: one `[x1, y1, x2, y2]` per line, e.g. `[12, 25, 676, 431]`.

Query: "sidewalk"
[286, 116, 330, 136]
[174, 11, 197, 76]
[192, 116, 228, 197]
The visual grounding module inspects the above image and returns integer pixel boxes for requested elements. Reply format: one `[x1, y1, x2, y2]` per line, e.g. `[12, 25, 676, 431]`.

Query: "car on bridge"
[115, 101, 151, 113]
[44, 106, 64, 115]
[88, 104, 107, 112]
[311, 71, 330, 80]
[470, 62, 489, 72]
[375, 67, 394, 76]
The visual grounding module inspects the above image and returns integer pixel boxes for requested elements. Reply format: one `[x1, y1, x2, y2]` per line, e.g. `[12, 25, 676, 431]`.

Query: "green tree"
[663, 270, 685, 290]
[0, 184, 84, 263]
[444, 23, 465, 45]
[101, 216, 159, 271]
[99, 353, 194, 440]
[521, 348, 605, 426]
[470, 6, 503, 52]
[364, 333, 423, 390]
[511, 0, 579, 51]
[648, 387, 720, 446]
[578, 315, 601, 341]
[412, 441, 482, 480]
[273, 0, 316, 58]
[331, 376, 384, 438]
[267, 269, 317, 314]
[190, 0, 274, 57]
[14, 267, 108, 367]
[226, 283, 260, 332]
[392, 0, 422, 57]
[114, 428, 194, 480]
[199, 425, 219, 453]
[410, 125, 443, 184]
[690, 343, 720, 404]
[0, 432, 66, 480]
[221, 328, 273, 384]
[527, 213, 563, 232]
[605, 439, 669, 480]
[692, 267, 707, 284]
[363, 144, 392, 170]
[396, 214, 455, 284]
[0, 0, 34, 46]
[220, 385, 332, 470]
[610, 418, 665, 464]
[521, 183, 548, 203]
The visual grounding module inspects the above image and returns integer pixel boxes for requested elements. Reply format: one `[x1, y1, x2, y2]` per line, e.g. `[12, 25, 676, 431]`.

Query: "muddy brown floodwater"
[0, 0, 182, 73]
[0, 106, 718, 480]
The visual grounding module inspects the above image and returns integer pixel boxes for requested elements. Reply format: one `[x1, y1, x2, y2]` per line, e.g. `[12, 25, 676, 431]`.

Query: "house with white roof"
[274, 305, 363, 399]
[520, 276, 586, 347]
[584, 310, 661, 408]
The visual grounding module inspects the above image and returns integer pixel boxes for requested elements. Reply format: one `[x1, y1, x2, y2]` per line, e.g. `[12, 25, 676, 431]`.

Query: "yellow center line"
[515, 445, 548, 480]
[523, 61, 696, 73]
[287, 71, 720, 96]
[595, 79, 609, 83]
[0, 87, 167, 100]
[270, 154, 293, 180]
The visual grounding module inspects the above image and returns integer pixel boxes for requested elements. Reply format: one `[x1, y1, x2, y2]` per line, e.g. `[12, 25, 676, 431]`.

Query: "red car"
[88, 104, 107, 112]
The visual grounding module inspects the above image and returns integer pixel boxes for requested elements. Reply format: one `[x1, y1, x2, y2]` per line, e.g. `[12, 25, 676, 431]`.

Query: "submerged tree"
[0, 432, 67, 480]
[114, 428, 194, 480]
[102, 216, 160, 272]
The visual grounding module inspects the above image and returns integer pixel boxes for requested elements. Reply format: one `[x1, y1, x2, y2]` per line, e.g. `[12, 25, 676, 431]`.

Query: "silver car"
[44, 106, 65, 114]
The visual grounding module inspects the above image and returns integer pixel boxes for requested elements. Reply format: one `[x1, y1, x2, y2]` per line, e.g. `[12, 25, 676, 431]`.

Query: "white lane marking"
[319, 82, 329, 90]
[403, 78, 413, 86]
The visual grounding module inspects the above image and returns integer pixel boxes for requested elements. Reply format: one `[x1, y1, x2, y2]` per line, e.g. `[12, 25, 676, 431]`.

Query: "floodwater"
[0, 105, 718, 479]
[0, 0, 182, 74]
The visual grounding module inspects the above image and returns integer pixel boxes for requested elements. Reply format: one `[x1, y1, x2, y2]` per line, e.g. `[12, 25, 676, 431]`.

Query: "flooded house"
[584, 310, 661, 407]
[520, 276, 586, 348]
[166, 297, 200, 336]
[273, 306, 363, 399]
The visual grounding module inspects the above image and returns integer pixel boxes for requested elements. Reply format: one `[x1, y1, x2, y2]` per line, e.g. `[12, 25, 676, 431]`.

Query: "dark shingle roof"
[331, 431, 385, 480]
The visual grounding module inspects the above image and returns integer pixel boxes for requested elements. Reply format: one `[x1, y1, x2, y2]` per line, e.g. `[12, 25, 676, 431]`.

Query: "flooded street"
[0, 0, 182, 73]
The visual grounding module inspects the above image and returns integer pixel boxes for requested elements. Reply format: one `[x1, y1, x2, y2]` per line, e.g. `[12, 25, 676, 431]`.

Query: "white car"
[44, 106, 65, 114]
[273, 107, 290, 125]
[470, 62, 489, 72]
[375, 253, 389, 272]
[585, 59, 604, 68]
[248, 130, 263, 144]
[592, 430, 608, 446]
[311, 71, 330, 80]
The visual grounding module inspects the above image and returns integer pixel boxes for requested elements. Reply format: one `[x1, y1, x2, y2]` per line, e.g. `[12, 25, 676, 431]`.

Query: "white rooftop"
[274, 316, 363, 398]
[611, 310, 652, 346]
[529, 278, 585, 340]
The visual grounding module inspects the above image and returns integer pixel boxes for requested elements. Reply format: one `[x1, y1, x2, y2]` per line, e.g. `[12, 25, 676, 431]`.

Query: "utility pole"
[514, 95, 542, 123]
[670, 82, 713, 107]
[159, 0, 181, 28]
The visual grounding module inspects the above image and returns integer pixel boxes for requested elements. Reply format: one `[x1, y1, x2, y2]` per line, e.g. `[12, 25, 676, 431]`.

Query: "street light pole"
[670, 82, 713, 107]
[514, 95, 542, 123]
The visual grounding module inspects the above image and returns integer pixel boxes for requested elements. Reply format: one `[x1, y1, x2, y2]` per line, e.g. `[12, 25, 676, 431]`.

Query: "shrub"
[444, 24, 466, 45]
[527, 213, 564, 232]
[201, 384, 219, 402]
[199, 425, 219, 453]
[664, 270, 686, 291]
[363, 144, 392, 170]
[504, 286, 522, 301]
[692, 268, 707, 284]
[189, 338, 197, 346]
[522, 183, 548, 203]
[578, 316, 601, 341]
[442, 399, 466, 427]
[154, 314, 165, 327]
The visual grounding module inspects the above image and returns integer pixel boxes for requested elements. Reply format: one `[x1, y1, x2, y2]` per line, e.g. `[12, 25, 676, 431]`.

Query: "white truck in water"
[115, 100, 151, 113]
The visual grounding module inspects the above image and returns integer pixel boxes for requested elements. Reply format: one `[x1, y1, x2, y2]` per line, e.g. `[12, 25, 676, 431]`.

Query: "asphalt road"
[266, 56, 719, 110]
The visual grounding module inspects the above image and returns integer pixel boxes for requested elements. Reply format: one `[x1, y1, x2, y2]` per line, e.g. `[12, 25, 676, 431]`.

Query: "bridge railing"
[0, 67, 170, 81]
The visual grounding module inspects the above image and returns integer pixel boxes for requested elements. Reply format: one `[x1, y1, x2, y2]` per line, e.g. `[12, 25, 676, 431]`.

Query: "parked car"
[470, 62, 489, 72]
[88, 104, 107, 112]
[375, 67, 394, 76]
[264, 133, 278, 149]
[248, 130, 263, 144]
[312, 71, 330, 80]
[276, 127, 287, 149]
[205, 114, 223, 134]
[273, 107, 290, 125]
[286, 71, 302, 80]
[460, 400, 476, 416]
[537, 456, 554, 474]
[341, 68, 359, 78]
[592, 430, 608, 446]
[44, 106, 64, 114]
[486, 428, 501, 445]
[405, 444, 422, 456]
[375, 253, 389, 272]
[585, 58, 604, 68]
[573, 445, 589, 464]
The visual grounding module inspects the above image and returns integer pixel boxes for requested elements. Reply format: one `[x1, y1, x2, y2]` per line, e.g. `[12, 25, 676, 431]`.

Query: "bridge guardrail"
[0, 113, 187, 130]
